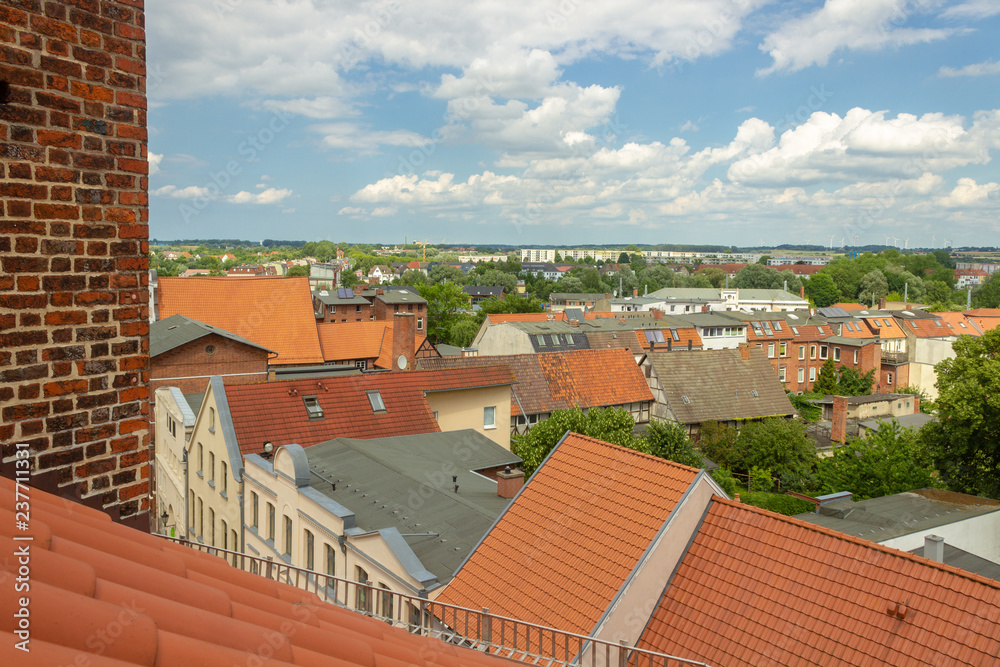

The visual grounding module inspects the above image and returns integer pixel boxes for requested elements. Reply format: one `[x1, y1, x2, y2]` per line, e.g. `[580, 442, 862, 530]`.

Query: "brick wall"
[150, 334, 269, 397]
[0, 0, 149, 524]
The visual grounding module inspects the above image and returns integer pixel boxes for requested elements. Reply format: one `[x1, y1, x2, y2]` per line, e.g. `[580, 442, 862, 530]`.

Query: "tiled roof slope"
[0, 476, 512, 667]
[225, 367, 515, 455]
[933, 311, 983, 335]
[963, 308, 1000, 332]
[158, 277, 323, 366]
[417, 348, 652, 417]
[646, 348, 795, 424]
[436, 433, 700, 640]
[638, 498, 1000, 667]
[316, 321, 427, 367]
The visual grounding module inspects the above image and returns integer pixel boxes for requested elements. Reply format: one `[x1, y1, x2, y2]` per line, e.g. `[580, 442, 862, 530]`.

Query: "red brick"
[43, 379, 90, 397]
[37, 128, 82, 147]
[34, 202, 80, 219]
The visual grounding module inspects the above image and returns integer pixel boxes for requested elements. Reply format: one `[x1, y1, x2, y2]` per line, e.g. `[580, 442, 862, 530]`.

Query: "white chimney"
[925, 535, 944, 563]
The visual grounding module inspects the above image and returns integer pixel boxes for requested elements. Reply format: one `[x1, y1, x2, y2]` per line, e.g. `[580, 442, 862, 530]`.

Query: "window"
[367, 390, 386, 412]
[887, 372, 894, 384]
[536, 334, 547, 346]
[798, 345, 805, 360]
[356, 566, 370, 611]
[798, 368, 805, 383]
[209, 452, 215, 486]
[417, 317, 423, 331]
[284, 516, 293, 557]
[354, 360, 367, 370]
[767, 343, 775, 358]
[221, 461, 227, 495]
[267, 503, 275, 541]
[189, 490, 195, 530]
[809, 367, 816, 382]
[209, 508, 215, 545]
[221, 522, 228, 549]
[197, 443, 203, 475]
[834, 347, 841, 362]
[197, 497, 203, 536]
[820, 345, 828, 359]
[550, 334, 560, 346]
[356, 304, 362, 313]
[303, 395, 324, 419]
[810, 345, 817, 359]
[565, 333, 574, 344]
[305, 529, 315, 570]
[779, 342, 787, 357]
[380, 585, 394, 620]
[209, 407, 215, 432]
[854, 350, 859, 364]
[326, 544, 336, 578]
[779, 366, 786, 382]
[251, 492, 258, 529]
[484, 406, 496, 429]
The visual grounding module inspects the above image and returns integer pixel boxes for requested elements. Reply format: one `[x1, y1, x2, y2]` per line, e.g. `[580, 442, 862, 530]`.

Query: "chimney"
[925, 535, 944, 563]
[633, 288, 638, 298]
[878, 297, 886, 310]
[912, 395, 920, 414]
[738, 343, 752, 360]
[800, 285, 805, 299]
[391, 312, 416, 371]
[831, 395, 849, 444]
[461, 347, 478, 357]
[353, 286, 363, 295]
[376, 288, 385, 296]
[497, 466, 525, 499]
[568, 319, 580, 327]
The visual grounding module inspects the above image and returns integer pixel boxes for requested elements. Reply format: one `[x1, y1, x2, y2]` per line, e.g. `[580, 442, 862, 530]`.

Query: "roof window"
[681, 396, 691, 404]
[303, 396, 324, 420]
[366, 390, 386, 412]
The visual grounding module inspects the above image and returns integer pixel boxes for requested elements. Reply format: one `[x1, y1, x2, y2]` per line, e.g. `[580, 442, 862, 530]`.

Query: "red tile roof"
[316, 321, 427, 368]
[224, 367, 515, 455]
[964, 309, 1000, 332]
[861, 315, 906, 339]
[484, 311, 617, 325]
[832, 302, 865, 311]
[158, 277, 323, 366]
[638, 498, 1000, 666]
[630, 327, 703, 350]
[0, 475, 512, 667]
[417, 348, 652, 417]
[933, 311, 983, 335]
[902, 317, 959, 338]
[436, 434, 700, 644]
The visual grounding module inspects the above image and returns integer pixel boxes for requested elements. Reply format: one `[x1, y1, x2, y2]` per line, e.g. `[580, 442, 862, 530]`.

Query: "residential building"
[0, 0, 150, 525]
[308, 261, 341, 290]
[956, 268, 989, 287]
[647, 287, 809, 313]
[372, 289, 427, 329]
[964, 308, 1000, 333]
[956, 261, 1000, 274]
[367, 264, 392, 283]
[0, 474, 517, 667]
[152, 386, 197, 538]
[795, 489, 1000, 566]
[226, 264, 278, 278]
[313, 287, 374, 323]
[436, 433, 726, 658]
[548, 292, 607, 311]
[673, 312, 747, 350]
[243, 432, 522, 599]
[814, 392, 922, 443]
[898, 313, 977, 399]
[521, 262, 563, 280]
[463, 285, 504, 306]
[316, 316, 436, 371]
[156, 276, 325, 367]
[640, 346, 796, 439]
[418, 348, 655, 434]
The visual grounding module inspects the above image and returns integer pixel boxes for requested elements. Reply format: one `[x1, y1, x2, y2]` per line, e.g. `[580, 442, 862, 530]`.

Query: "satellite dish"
[397, 355, 408, 370]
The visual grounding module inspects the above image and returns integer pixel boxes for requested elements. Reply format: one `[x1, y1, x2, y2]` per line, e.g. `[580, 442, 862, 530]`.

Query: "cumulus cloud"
[758, 0, 955, 75]
[227, 188, 294, 205]
[148, 152, 163, 176]
[940, 0, 1000, 20]
[152, 185, 293, 205]
[310, 123, 432, 153]
[938, 59, 1000, 77]
[936, 178, 999, 207]
[152, 185, 211, 199]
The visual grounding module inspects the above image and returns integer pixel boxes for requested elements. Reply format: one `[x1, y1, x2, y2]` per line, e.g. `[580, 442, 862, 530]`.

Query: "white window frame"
[484, 406, 496, 429]
[798, 345, 805, 360]
[797, 368, 805, 383]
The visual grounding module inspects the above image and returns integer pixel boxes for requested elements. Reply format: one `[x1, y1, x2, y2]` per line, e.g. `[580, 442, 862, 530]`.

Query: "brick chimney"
[738, 343, 753, 360]
[878, 297, 886, 310]
[831, 395, 849, 444]
[497, 466, 525, 499]
[391, 313, 416, 371]
[633, 288, 639, 298]
[800, 285, 805, 299]
[912, 395, 920, 414]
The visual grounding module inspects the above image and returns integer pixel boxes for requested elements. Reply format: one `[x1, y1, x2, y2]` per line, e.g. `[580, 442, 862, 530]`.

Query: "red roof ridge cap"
[714, 496, 1000, 591]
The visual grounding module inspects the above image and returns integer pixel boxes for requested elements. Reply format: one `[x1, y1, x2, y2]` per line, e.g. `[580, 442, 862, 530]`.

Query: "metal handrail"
[158, 535, 712, 667]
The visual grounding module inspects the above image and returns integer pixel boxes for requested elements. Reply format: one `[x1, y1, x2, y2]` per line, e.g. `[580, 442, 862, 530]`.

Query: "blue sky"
[146, 0, 1000, 248]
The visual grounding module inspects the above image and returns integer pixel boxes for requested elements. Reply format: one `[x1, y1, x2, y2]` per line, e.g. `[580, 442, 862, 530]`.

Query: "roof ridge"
[713, 496, 1000, 591]
[564, 432, 702, 475]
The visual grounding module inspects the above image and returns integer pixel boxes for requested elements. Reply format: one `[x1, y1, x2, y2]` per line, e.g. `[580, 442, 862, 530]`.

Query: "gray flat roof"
[305, 430, 520, 583]
[795, 489, 1000, 542]
[859, 413, 937, 431]
[909, 543, 1000, 582]
[151, 314, 273, 357]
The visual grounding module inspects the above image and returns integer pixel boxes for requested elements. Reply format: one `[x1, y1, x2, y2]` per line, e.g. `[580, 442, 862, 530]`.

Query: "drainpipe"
[182, 448, 189, 539]
[239, 480, 245, 556]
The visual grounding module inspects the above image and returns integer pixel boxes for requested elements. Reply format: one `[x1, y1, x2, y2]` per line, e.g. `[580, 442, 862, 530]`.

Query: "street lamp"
[261, 441, 274, 460]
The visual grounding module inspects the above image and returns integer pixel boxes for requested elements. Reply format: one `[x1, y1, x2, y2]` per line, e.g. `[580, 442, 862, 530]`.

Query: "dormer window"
[303, 395, 324, 420]
[367, 390, 386, 412]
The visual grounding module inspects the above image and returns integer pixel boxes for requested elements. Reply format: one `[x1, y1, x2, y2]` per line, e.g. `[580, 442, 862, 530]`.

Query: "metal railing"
[880, 350, 908, 363]
[159, 536, 711, 667]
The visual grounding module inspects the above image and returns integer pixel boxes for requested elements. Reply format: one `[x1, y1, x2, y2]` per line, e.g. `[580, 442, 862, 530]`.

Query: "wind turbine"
[932, 234, 937, 247]
[828, 234, 835, 250]
[883, 234, 892, 246]
[904, 238, 910, 250]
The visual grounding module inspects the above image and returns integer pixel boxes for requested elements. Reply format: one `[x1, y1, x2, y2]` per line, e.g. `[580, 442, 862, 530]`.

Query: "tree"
[643, 420, 704, 469]
[470, 269, 516, 294]
[812, 358, 839, 395]
[448, 316, 480, 348]
[804, 273, 841, 308]
[398, 269, 429, 286]
[733, 264, 783, 289]
[618, 251, 631, 264]
[838, 367, 876, 396]
[922, 328, 1000, 498]
[285, 265, 309, 277]
[416, 282, 470, 345]
[817, 420, 941, 500]
[757, 255, 772, 265]
[729, 419, 817, 492]
[858, 270, 889, 304]
[428, 264, 467, 285]
[477, 294, 543, 319]
[973, 273, 1000, 309]
[699, 421, 739, 470]
[698, 267, 727, 289]
[511, 407, 639, 477]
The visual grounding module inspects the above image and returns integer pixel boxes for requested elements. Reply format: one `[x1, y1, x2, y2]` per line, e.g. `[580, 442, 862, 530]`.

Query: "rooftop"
[316, 321, 427, 367]
[158, 276, 324, 366]
[436, 433, 701, 639]
[150, 314, 274, 358]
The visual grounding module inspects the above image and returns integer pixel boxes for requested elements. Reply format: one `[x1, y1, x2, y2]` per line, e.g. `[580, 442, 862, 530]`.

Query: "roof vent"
[681, 396, 690, 404]
[751, 389, 759, 397]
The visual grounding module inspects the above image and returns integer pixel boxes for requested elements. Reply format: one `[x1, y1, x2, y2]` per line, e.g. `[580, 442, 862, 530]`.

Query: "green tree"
[710, 468, 738, 497]
[812, 357, 840, 395]
[428, 264, 467, 285]
[397, 269, 429, 286]
[817, 420, 941, 500]
[804, 273, 841, 308]
[698, 267, 727, 288]
[470, 269, 517, 294]
[730, 419, 817, 492]
[511, 407, 639, 477]
[922, 328, 1000, 498]
[643, 420, 704, 468]
[447, 316, 480, 348]
[858, 270, 889, 304]
[416, 282, 470, 345]
[837, 367, 876, 396]
[476, 294, 544, 320]
[973, 273, 1000, 309]
[733, 264, 784, 289]
[618, 251, 631, 264]
[699, 421, 739, 470]
[285, 264, 309, 277]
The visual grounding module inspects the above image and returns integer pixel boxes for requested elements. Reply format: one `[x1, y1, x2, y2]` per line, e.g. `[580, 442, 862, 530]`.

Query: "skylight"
[366, 390, 386, 412]
[681, 396, 691, 404]
[303, 395, 324, 420]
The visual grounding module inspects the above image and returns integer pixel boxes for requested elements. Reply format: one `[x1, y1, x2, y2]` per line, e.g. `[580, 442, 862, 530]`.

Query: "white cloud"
[758, 0, 955, 75]
[680, 121, 699, 133]
[148, 152, 163, 176]
[936, 178, 999, 207]
[940, 0, 1000, 20]
[259, 96, 357, 119]
[227, 188, 293, 205]
[310, 123, 432, 153]
[152, 184, 292, 205]
[152, 185, 212, 199]
[938, 59, 1000, 77]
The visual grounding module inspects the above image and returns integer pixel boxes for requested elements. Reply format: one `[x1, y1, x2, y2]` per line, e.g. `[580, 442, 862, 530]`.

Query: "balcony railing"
[159, 536, 711, 667]
[880, 350, 909, 364]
